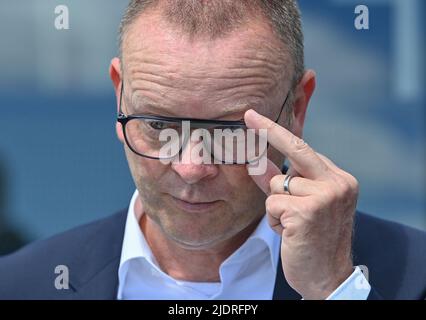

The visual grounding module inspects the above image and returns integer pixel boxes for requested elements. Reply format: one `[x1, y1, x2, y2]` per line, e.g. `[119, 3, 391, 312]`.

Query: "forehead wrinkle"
[125, 61, 280, 118]
[128, 85, 267, 119]
[124, 54, 284, 118]
[128, 63, 280, 96]
[127, 63, 279, 102]
[129, 89, 169, 111]
[125, 54, 180, 84]
[123, 36, 289, 103]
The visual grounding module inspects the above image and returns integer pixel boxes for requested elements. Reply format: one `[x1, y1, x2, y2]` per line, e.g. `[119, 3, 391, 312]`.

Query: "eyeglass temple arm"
[273, 92, 290, 123]
[117, 80, 125, 117]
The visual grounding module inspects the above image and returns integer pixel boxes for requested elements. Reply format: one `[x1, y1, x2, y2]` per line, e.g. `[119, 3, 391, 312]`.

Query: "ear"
[291, 69, 316, 138]
[109, 58, 125, 144]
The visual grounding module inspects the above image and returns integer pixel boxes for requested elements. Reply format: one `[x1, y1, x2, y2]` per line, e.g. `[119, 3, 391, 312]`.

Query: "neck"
[138, 206, 260, 282]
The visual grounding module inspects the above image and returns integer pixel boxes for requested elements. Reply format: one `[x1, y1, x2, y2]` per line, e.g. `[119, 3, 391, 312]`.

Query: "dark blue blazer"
[0, 210, 425, 300]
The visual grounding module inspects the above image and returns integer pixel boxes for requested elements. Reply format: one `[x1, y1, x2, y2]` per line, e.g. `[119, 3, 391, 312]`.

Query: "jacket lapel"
[69, 210, 128, 300]
[72, 257, 121, 299]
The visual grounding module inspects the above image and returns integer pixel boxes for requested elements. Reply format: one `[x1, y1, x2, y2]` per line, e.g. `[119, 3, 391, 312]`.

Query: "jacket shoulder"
[0, 210, 127, 299]
[353, 212, 426, 299]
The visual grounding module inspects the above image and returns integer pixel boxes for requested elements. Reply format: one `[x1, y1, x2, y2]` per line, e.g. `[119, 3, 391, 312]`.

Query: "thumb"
[247, 158, 282, 195]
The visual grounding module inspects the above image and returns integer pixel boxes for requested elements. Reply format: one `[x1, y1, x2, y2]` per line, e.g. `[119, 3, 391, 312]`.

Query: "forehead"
[121, 11, 291, 117]
[123, 9, 289, 76]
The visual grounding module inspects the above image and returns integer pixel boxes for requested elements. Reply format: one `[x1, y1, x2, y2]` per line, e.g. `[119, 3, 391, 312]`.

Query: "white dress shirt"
[117, 190, 371, 300]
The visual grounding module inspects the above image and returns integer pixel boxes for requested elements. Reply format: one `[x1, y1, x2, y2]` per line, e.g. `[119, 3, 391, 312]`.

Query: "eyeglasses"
[117, 80, 289, 164]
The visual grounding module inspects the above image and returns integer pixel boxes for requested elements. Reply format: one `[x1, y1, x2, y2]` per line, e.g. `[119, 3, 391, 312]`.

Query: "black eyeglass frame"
[117, 80, 290, 163]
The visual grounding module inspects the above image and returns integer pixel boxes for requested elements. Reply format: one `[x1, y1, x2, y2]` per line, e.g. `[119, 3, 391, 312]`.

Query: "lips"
[174, 197, 217, 204]
[170, 195, 221, 212]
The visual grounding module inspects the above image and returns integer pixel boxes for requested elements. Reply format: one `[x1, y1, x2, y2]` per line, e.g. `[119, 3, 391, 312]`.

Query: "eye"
[147, 120, 169, 130]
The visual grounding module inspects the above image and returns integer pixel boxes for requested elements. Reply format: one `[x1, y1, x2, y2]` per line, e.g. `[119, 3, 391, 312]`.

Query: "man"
[0, 0, 425, 300]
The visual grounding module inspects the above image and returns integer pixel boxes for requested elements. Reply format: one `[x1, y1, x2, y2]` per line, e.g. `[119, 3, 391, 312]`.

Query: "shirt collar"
[119, 190, 153, 267]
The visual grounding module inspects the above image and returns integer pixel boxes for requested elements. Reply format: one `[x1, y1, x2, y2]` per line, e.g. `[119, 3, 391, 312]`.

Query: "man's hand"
[245, 109, 358, 300]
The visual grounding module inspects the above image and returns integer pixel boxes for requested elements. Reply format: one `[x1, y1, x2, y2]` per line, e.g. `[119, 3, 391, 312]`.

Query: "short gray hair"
[118, 0, 304, 124]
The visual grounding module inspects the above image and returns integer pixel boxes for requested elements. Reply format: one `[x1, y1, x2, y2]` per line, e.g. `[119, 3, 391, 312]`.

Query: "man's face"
[116, 11, 292, 249]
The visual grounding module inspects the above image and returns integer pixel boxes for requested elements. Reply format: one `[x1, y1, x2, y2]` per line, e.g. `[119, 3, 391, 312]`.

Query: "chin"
[160, 217, 238, 250]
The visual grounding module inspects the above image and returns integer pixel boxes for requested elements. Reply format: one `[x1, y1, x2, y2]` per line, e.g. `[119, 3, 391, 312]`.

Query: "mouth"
[170, 196, 221, 213]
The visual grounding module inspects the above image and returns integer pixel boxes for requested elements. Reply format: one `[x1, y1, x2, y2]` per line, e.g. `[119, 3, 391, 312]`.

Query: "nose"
[171, 138, 219, 184]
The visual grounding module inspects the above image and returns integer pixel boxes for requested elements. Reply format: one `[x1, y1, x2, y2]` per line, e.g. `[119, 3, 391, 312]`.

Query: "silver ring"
[283, 175, 293, 195]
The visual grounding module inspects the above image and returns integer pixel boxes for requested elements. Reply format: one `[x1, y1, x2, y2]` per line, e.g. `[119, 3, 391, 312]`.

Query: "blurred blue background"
[0, 0, 424, 254]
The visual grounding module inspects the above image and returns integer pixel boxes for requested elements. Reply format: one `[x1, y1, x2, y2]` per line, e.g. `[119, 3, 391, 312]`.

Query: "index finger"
[244, 109, 329, 180]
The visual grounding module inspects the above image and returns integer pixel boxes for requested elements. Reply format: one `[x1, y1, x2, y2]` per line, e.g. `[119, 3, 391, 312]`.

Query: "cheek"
[125, 147, 167, 188]
[220, 165, 267, 212]
[221, 164, 250, 187]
